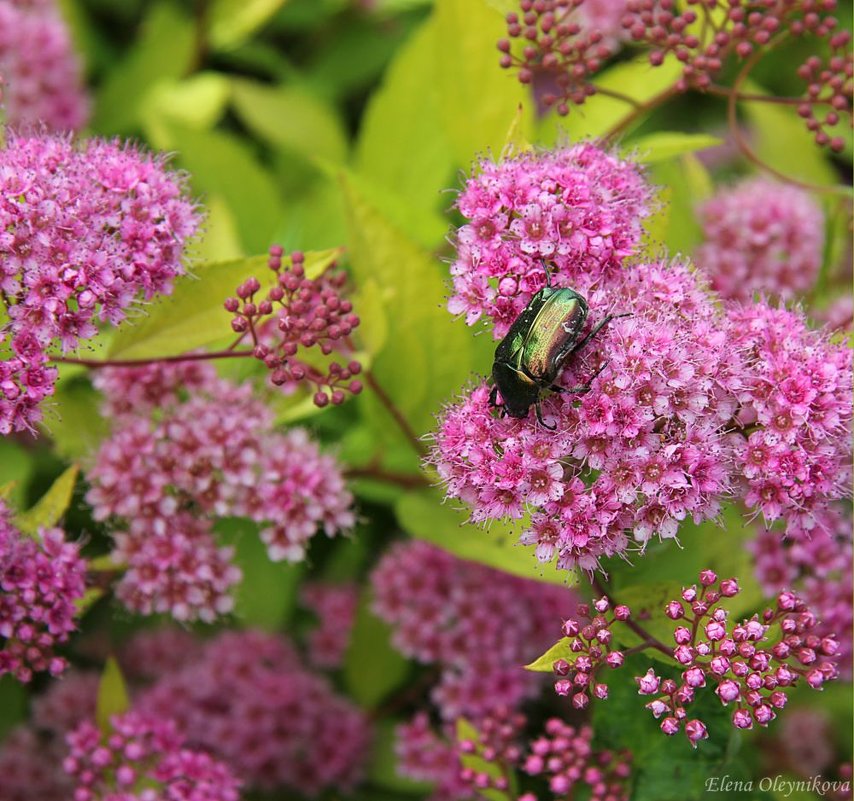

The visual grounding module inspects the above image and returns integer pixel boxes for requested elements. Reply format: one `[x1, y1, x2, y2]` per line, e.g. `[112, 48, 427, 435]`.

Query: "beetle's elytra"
[489, 281, 626, 429]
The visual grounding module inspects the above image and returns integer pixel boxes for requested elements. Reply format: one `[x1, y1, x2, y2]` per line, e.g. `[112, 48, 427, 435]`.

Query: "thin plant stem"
[364, 370, 427, 458]
[50, 349, 256, 369]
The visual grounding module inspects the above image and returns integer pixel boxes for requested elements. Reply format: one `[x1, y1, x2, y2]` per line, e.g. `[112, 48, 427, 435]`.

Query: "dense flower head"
[138, 630, 372, 795]
[457, 708, 526, 795]
[372, 540, 572, 721]
[225, 246, 363, 407]
[0, 132, 200, 434]
[522, 719, 632, 800]
[751, 506, 852, 677]
[32, 670, 100, 734]
[696, 178, 825, 302]
[636, 572, 839, 744]
[0, 498, 86, 681]
[86, 362, 355, 621]
[0, 0, 89, 130]
[63, 711, 241, 801]
[300, 582, 358, 668]
[727, 303, 852, 533]
[448, 144, 652, 337]
[0, 723, 73, 801]
[434, 259, 739, 572]
[118, 627, 205, 682]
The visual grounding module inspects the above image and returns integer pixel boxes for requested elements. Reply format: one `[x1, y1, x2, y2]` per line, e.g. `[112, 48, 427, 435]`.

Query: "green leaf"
[525, 637, 573, 672]
[627, 132, 723, 164]
[141, 73, 231, 133]
[396, 489, 579, 588]
[208, 0, 289, 50]
[741, 80, 837, 187]
[539, 55, 683, 143]
[14, 465, 79, 537]
[355, 17, 455, 220]
[434, 0, 533, 164]
[606, 581, 684, 666]
[340, 171, 486, 447]
[231, 79, 348, 164]
[215, 518, 302, 631]
[91, 2, 195, 134]
[43, 379, 109, 460]
[0, 440, 34, 509]
[96, 657, 130, 734]
[158, 124, 287, 254]
[0, 675, 27, 738]
[76, 587, 106, 617]
[344, 590, 410, 708]
[455, 719, 515, 801]
[107, 249, 340, 360]
[648, 155, 707, 255]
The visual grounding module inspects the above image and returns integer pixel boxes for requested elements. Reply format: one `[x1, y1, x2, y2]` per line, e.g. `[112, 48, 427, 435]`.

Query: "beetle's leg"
[534, 400, 556, 430]
[540, 259, 552, 288]
[489, 384, 499, 407]
[569, 312, 632, 356]
[550, 361, 608, 395]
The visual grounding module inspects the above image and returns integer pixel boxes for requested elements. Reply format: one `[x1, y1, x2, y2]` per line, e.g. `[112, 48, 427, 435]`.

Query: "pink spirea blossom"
[0, 132, 199, 434]
[448, 144, 651, 337]
[32, 670, 100, 733]
[372, 541, 572, 721]
[637, 573, 838, 744]
[119, 627, 205, 682]
[750, 507, 852, 677]
[86, 362, 354, 622]
[728, 303, 852, 533]
[0, 0, 89, 130]
[696, 179, 824, 302]
[0, 498, 86, 681]
[434, 259, 738, 572]
[138, 630, 371, 795]
[522, 719, 632, 800]
[63, 711, 241, 801]
[300, 582, 359, 668]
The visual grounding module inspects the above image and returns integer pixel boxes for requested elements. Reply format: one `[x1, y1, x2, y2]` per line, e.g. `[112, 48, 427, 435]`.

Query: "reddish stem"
[50, 349, 256, 369]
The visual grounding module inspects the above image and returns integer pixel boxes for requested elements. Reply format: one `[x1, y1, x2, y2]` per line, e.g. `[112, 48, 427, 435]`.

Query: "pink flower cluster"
[0, 132, 199, 434]
[300, 582, 358, 668]
[696, 178, 824, 302]
[0, 0, 89, 130]
[138, 630, 371, 795]
[551, 596, 631, 709]
[63, 711, 241, 801]
[751, 506, 852, 677]
[457, 708, 526, 797]
[447, 144, 651, 337]
[521, 719, 632, 801]
[225, 246, 363, 407]
[728, 303, 852, 533]
[0, 498, 86, 681]
[636, 571, 839, 746]
[435, 259, 738, 572]
[372, 541, 572, 722]
[86, 361, 354, 622]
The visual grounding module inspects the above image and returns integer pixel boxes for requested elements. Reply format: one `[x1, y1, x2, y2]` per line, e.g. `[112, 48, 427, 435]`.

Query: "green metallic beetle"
[489, 279, 627, 429]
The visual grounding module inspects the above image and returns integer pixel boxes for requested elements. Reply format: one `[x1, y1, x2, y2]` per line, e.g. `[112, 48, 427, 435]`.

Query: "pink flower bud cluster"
[521, 719, 632, 801]
[750, 507, 852, 677]
[637, 571, 839, 745]
[86, 362, 355, 622]
[0, 132, 200, 434]
[0, 498, 86, 681]
[434, 259, 739, 572]
[457, 707, 526, 796]
[138, 630, 372, 795]
[498, 0, 624, 115]
[0, 0, 89, 130]
[371, 541, 572, 722]
[696, 178, 824, 302]
[796, 47, 854, 150]
[300, 582, 359, 668]
[0, 669, 98, 801]
[63, 711, 241, 801]
[447, 144, 651, 337]
[727, 303, 852, 534]
[224, 246, 363, 407]
[551, 596, 631, 710]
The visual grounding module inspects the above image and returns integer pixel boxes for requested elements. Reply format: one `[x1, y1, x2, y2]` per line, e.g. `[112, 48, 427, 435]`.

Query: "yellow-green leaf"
[627, 131, 723, 164]
[14, 465, 79, 537]
[141, 73, 231, 133]
[525, 637, 574, 672]
[455, 719, 515, 801]
[396, 489, 579, 588]
[208, 0, 289, 50]
[96, 657, 130, 734]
